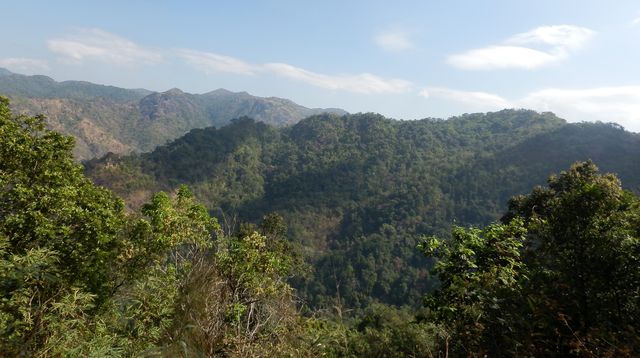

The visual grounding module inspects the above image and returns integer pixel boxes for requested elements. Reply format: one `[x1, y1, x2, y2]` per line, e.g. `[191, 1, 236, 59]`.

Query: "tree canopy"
[0, 97, 304, 356]
[87, 110, 640, 309]
[3, 95, 640, 356]
[421, 161, 640, 356]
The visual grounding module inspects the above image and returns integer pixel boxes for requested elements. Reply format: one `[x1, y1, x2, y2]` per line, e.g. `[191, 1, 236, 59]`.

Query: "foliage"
[0, 94, 127, 301]
[169, 219, 301, 356]
[504, 161, 640, 355]
[419, 219, 528, 355]
[88, 109, 640, 309]
[347, 304, 446, 357]
[0, 95, 131, 354]
[5, 95, 640, 355]
[422, 162, 640, 356]
[288, 305, 447, 357]
[0, 96, 304, 356]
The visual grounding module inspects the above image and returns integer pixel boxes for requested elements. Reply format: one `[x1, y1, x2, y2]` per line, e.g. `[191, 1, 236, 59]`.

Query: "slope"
[85, 109, 640, 308]
[0, 68, 346, 159]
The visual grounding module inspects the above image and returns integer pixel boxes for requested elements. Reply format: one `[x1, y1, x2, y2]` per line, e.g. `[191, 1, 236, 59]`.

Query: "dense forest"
[2, 96, 639, 356]
[87, 110, 640, 310]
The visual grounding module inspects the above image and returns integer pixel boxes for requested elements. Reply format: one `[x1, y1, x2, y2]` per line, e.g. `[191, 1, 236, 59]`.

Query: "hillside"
[0, 68, 346, 159]
[85, 109, 640, 308]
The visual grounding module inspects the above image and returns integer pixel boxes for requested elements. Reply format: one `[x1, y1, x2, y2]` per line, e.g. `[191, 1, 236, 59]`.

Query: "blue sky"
[2, 1, 640, 130]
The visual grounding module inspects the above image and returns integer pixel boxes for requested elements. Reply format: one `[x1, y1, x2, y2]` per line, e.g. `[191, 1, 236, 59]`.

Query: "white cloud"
[176, 49, 412, 94]
[45, 28, 412, 95]
[0, 57, 49, 73]
[447, 46, 560, 70]
[448, 25, 595, 70]
[47, 28, 162, 66]
[176, 49, 257, 75]
[505, 25, 594, 50]
[374, 31, 415, 52]
[519, 86, 640, 131]
[420, 87, 512, 109]
[421, 85, 640, 132]
[264, 62, 413, 94]
[632, 17, 640, 26]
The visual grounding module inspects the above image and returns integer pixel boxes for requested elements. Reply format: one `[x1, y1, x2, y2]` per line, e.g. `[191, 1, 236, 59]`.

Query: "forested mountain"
[4, 96, 639, 356]
[0, 68, 346, 159]
[86, 109, 640, 309]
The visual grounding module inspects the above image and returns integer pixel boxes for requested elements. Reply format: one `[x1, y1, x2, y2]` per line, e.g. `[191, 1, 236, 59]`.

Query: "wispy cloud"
[421, 85, 640, 131]
[374, 30, 415, 52]
[176, 48, 413, 94]
[448, 46, 559, 70]
[176, 49, 257, 75]
[632, 16, 640, 26]
[519, 86, 640, 130]
[264, 63, 412, 94]
[420, 87, 512, 109]
[448, 25, 595, 70]
[47, 29, 162, 66]
[505, 25, 594, 50]
[0, 57, 49, 73]
[43, 26, 413, 95]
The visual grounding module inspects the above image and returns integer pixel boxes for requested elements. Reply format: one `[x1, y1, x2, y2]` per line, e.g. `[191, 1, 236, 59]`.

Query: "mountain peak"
[204, 88, 235, 96]
[1, 71, 348, 159]
[204, 88, 255, 98]
[164, 88, 184, 95]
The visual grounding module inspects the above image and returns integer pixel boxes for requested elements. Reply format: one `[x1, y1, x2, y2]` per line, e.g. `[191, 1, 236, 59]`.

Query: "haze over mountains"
[0, 68, 346, 160]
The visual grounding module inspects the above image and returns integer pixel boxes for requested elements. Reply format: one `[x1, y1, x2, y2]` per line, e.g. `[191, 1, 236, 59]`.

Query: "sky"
[2, 0, 640, 131]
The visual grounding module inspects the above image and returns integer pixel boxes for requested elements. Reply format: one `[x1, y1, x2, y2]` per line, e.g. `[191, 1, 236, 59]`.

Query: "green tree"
[422, 161, 640, 356]
[504, 161, 640, 355]
[418, 219, 528, 356]
[0, 96, 130, 353]
[167, 215, 302, 356]
[0, 96, 220, 356]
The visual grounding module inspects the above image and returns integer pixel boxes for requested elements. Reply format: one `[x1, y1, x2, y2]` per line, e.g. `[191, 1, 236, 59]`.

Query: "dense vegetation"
[0, 69, 345, 159]
[87, 110, 640, 311]
[422, 162, 640, 355]
[0, 96, 313, 356]
[3, 97, 639, 356]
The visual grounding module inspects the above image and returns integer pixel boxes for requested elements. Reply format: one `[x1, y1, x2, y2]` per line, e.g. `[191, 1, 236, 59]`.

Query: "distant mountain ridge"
[0, 68, 347, 159]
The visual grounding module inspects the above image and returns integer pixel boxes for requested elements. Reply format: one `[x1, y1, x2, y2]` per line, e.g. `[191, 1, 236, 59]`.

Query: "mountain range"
[5, 68, 640, 307]
[3, 65, 640, 355]
[0, 68, 346, 160]
[85, 110, 640, 308]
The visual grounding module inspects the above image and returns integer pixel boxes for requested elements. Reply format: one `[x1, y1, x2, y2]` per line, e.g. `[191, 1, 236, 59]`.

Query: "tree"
[0, 96, 133, 353]
[0, 96, 220, 356]
[168, 214, 302, 356]
[418, 219, 528, 356]
[504, 161, 640, 355]
[421, 161, 640, 356]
